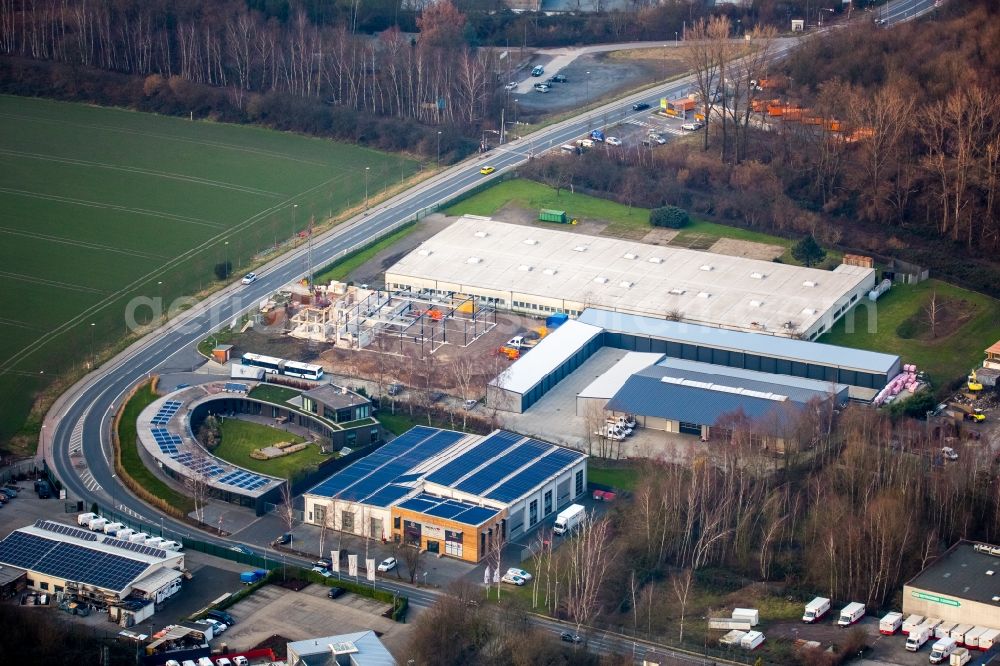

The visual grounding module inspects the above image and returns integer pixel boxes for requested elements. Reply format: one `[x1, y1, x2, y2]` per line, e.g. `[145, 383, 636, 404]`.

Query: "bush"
[214, 261, 232, 281]
[650, 205, 689, 229]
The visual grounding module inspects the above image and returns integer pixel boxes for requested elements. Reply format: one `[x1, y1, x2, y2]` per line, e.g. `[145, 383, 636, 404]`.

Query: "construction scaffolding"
[286, 282, 497, 355]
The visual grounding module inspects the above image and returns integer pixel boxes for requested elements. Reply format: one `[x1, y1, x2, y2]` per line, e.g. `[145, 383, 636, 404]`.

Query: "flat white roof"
[386, 217, 876, 335]
[492, 319, 603, 394]
[578, 352, 664, 399]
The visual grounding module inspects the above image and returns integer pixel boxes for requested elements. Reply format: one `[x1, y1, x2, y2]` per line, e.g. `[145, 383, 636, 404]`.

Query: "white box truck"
[740, 631, 765, 650]
[950, 647, 971, 666]
[937, 622, 958, 639]
[950, 625, 974, 646]
[930, 637, 958, 664]
[978, 628, 1000, 650]
[77, 512, 97, 527]
[553, 504, 585, 535]
[904, 615, 927, 634]
[115, 528, 135, 541]
[838, 602, 865, 627]
[907, 625, 933, 651]
[803, 597, 830, 623]
[732, 608, 759, 626]
[144, 537, 165, 549]
[880, 611, 903, 635]
[963, 626, 988, 649]
[88, 516, 108, 531]
[103, 522, 125, 536]
[129, 532, 149, 544]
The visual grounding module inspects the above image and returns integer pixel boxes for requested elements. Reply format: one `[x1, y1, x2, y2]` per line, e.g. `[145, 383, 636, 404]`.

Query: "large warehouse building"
[385, 216, 876, 339]
[303, 426, 587, 562]
[0, 520, 184, 606]
[903, 540, 1000, 629]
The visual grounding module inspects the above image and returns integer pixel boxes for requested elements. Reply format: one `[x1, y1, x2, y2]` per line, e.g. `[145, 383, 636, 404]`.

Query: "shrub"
[649, 205, 689, 229]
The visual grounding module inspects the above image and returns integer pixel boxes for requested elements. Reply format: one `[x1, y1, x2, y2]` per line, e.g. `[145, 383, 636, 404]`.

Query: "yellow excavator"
[968, 370, 984, 392]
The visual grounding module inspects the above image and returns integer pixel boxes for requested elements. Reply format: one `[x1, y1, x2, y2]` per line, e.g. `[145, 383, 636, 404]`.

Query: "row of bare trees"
[0, 0, 499, 126]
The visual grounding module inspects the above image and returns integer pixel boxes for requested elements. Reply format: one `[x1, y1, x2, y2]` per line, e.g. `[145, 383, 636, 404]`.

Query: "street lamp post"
[224, 241, 229, 276]
[157, 281, 163, 322]
[436, 131, 442, 166]
[90, 322, 96, 369]
[364, 166, 370, 210]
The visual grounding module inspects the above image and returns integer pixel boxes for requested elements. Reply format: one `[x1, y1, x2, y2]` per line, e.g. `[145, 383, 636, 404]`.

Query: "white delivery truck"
[962, 626, 988, 649]
[907, 625, 933, 651]
[950, 625, 974, 646]
[930, 637, 958, 664]
[103, 522, 125, 536]
[144, 537, 165, 548]
[978, 628, 1000, 650]
[949, 647, 971, 666]
[732, 608, 759, 626]
[115, 528, 135, 541]
[88, 516, 108, 531]
[77, 512, 97, 527]
[904, 615, 927, 634]
[553, 504, 586, 535]
[740, 631, 765, 650]
[838, 602, 865, 627]
[880, 611, 903, 635]
[803, 597, 830, 623]
[924, 618, 943, 632]
[129, 532, 149, 544]
[937, 622, 958, 639]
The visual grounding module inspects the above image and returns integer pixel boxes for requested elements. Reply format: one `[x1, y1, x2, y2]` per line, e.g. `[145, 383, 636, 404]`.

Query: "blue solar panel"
[363, 484, 412, 508]
[425, 430, 523, 486]
[425, 502, 465, 519]
[486, 448, 585, 503]
[397, 497, 436, 513]
[458, 506, 500, 526]
[338, 430, 464, 502]
[396, 493, 500, 526]
[454, 440, 554, 495]
[0, 532, 149, 592]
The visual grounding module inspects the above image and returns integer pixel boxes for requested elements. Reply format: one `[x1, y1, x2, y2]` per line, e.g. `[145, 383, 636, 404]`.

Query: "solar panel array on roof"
[224, 382, 249, 393]
[217, 470, 270, 492]
[454, 439, 553, 496]
[425, 430, 524, 486]
[0, 532, 149, 592]
[173, 452, 226, 478]
[396, 493, 500, 526]
[150, 400, 182, 425]
[102, 538, 168, 559]
[486, 448, 586, 502]
[34, 520, 97, 542]
[151, 427, 182, 457]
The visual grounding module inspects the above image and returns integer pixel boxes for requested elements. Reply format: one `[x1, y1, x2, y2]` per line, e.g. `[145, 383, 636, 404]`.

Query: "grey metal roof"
[905, 541, 1000, 607]
[646, 359, 849, 404]
[578, 308, 900, 374]
[288, 630, 396, 666]
[302, 383, 370, 410]
[607, 374, 805, 430]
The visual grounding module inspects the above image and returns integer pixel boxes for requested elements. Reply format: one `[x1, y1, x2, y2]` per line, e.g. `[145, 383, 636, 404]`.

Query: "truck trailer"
[553, 504, 585, 535]
[880, 611, 903, 635]
[904, 615, 927, 634]
[802, 597, 830, 623]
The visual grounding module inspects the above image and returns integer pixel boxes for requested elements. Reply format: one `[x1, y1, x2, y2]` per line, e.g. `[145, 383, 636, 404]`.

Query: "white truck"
[88, 516, 108, 531]
[77, 512, 98, 527]
[740, 631, 765, 650]
[838, 602, 865, 627]
[978, 628, 1000, 650]
[950, 647, 971, 666]
[930, 637, 958, 664]
[962, 626, 988, 649]
[103, 522, 125, 537]
[880, 611, 903, 635]
[553, 504, 585, 535]
[936, 622, 958, 639]
[950, 625, 974, 646]
[732, 608, 759, 626]
[907, 625, 933, 651]
[904, 615, 927, 634]
[803, 597, 830, 623]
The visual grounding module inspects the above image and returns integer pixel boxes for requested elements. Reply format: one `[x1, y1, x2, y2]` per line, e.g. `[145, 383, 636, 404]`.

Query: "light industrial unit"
[903, 541, 1000, 629]
[303, 426, 588, 561]
[0, 520, 184, 606]
[385, 216, 876, 339]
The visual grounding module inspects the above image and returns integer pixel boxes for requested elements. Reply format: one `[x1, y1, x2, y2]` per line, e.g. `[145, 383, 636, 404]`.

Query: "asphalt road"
[42, 0, 938, 659]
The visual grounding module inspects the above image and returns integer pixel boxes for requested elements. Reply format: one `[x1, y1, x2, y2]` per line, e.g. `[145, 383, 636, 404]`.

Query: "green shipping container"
[539, 209, 568, 223]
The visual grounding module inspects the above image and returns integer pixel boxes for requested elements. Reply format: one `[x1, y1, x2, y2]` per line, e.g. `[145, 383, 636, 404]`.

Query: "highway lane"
[44, 0, 937, 653]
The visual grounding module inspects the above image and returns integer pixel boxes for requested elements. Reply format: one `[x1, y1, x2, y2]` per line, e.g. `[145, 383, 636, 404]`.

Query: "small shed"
[212, 344, 233, 363]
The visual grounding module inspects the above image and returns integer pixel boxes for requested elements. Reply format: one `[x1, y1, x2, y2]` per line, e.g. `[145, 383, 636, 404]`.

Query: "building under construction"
[286, 280, 498, 356]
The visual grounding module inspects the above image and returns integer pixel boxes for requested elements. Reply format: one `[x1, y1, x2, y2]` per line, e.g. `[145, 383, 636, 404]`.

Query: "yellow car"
[480, 166, 496, 175]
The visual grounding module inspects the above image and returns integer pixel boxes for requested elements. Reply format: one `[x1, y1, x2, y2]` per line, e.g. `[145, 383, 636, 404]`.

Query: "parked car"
[501, 573, 526, 586]
[272, 533, 291, 546]
[327, 586, 346, 599]
[548, 74, 567, 83]
[605, 136, 623, 146]
[531, 65, 544, 76]
[631, 102, 650, 111]
[314, 559, 332, 569]
[463, 399, 478, 410]
[240, 272, 257, 285]
[504, 81, 517, 91]
[647, 134, 666, 145]
[561, 631, 582, 643]
[311, 566, 332, 578]
[941, 446, 959, 461]
[533, 83, 551, 93]
[681, 121, 704, 131]
[507, 567, 533, 581]
[207, 610, 236, 626]
[377, 557, 397, 572]
[229, 545, 255, 556]
[202, 618, 227, 634]
[0, 488, 14, 499]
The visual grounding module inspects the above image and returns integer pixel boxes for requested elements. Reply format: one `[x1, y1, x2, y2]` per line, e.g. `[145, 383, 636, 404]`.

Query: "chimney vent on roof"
[623, 252, 638, 260]
[648, 257, 663, 264]
[523, 239, 538, 245]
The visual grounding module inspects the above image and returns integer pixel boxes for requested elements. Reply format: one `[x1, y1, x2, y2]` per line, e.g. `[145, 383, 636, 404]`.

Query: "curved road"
[42, 0, 937, 658]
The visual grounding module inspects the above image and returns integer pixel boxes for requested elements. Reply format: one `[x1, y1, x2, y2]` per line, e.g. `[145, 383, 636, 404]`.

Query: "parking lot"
[219, 582, 410, 658]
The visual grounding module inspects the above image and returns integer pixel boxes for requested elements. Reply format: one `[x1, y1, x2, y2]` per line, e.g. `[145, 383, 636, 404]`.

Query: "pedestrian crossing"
[68, 406, 89, 455]
[80, 470, 101, 493]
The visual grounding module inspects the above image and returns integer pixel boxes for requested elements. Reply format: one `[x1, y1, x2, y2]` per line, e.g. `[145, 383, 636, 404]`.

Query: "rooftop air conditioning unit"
[573, 245, 588, 252]
[700, 265, 713, 271]
[801, 308, 817, 315]
[698, 292, 711, 298]
[466, 257, 482, 264]
[417, 249, 432, 256]
[750, 300, 763, 308]
[648, 257, 663, 264]
[474, 231, 488, 238]
[543, 268, 557, 275]
[669, 288, 686, 295]
[803, 280, 817, 287]
[593, 277, 608, 284]
[750, 272, 765, 279]
[523, 239, 538, 245]
[619, 281, 633, 289]
[518, 265, 532, 272]
[623, 252, 638, 260]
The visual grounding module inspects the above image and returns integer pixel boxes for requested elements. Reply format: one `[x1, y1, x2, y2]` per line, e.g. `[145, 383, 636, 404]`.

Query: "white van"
[77, 512, 97, 527]
[129, 532, 149, 544]
[215, 658, 232, 666]
[115, 528, 135, 541]
[103, 522, 125, 536]
[930, 637, 958, 664]
[197, 659, 213, 666]
[88, 516, 108, 531]
[144, 537, 165, 548]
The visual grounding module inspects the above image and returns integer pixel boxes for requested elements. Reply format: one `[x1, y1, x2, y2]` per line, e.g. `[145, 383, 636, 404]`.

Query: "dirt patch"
[344, 214, 453, 288]
[640, 228, 680, 245]
[707, 237, 785, 261]
[668, 232, 716, 250]
[493, 202, 611, 237]
[896, 296, 978, 341]
[273, 577, 310, 591]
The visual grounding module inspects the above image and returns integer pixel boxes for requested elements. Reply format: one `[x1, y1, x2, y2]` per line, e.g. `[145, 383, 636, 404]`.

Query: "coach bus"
[241, 353, 324, 380]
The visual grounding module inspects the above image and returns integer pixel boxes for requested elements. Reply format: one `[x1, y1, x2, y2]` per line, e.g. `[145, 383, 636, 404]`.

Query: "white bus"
[283, 360, 324, 380]
[241, 353, 324, 380]
[241, 353, 284, 374]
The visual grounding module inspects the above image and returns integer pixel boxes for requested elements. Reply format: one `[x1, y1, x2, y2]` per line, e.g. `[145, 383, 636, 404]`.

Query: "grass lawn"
[117, 382, 194, 514]
[587, 462, 640, 492]
[247, 384, 302, 405]
[313, 222, 417, 285]
[0, 94, 418, 446]
[213, 419, 324, 479]
[820, 279, 1000, 386]
[378, 411, 430, 436]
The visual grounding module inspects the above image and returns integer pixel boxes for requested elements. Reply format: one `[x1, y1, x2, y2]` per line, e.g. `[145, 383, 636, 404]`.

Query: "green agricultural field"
[821, 279, 1000, 386]
[213, 418, 325, 479]
[0, 95, 418, 448]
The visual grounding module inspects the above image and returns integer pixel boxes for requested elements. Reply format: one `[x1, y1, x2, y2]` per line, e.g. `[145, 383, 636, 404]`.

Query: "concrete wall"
[303, 496, 392, 541]
[903, 585, 1000, 628]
